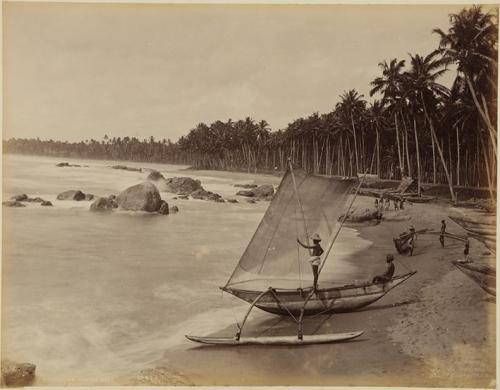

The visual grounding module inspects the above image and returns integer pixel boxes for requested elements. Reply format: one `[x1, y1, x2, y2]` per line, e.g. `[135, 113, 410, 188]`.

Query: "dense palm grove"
[4, 6, 497, 199]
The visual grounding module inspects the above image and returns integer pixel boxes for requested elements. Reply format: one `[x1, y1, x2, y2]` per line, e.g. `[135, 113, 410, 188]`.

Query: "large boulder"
[56, 190, 86, 201]
[1, 360, 36, 387]
[116, 182, 162, 212]
[163, 177, 203, 194]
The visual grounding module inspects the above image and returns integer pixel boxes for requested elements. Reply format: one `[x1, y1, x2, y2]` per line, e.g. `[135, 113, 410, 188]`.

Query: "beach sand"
[131, 196, 496, 388]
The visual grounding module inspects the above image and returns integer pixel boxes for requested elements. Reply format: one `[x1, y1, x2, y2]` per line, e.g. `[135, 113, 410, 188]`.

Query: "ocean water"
[1, 154, 373, 385]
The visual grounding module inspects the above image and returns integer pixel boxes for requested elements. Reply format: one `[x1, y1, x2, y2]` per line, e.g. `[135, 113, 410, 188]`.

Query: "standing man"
[408, 225, 416, 256]
[439, 220, 446, 247]
[297, 233, 324, 291]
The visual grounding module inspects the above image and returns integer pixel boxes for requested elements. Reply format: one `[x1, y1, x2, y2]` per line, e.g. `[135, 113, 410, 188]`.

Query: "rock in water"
[236, 190, 255, 197]
[2, 201, 26, 207]
[234, 184, 258, 189]
[227, 199, 238, 203]
[170, 205, 179, 213]
[254, 184, 274, 198]
[147, 170, 165, 181]
[116, 182, 162, 212]
[111, 165, 142, 172]
[56, 190, 86, 201]
[90, 197, 115, 212]
[84, 194, 95, 201]
[1, 360, 36, 387]
[163, 177, 202, 194]
[41, 200, 53, 206]
[158, 201, 169, 215]
[11, 194, 28, 201]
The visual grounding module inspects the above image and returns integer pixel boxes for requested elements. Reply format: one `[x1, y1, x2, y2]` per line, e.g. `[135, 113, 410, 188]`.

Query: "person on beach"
[375, 198, 379, 209]
[372, 254, 395, 284]
[407, 225, 416, 256]
[385, 198, 390, 210]
[439, 220, 446, 247]
[400, 197, 405, 210]
[462, 240, 472, 263]
[394, 198, 399, 210]
[297, 233, 324, 291]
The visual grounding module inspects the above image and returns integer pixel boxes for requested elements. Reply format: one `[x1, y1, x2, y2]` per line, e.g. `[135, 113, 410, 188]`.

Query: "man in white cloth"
[297, 233, 324, 291]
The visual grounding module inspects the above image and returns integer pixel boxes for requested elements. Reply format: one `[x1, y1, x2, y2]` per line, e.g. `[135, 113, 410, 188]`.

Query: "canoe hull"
[185, 331, 364, 346]
[223, 272, 416, 316]
[452, 261, 496, 296]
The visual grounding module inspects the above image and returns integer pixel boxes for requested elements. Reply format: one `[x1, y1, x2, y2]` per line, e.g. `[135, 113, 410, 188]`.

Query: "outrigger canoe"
[452, 261, 496, 296]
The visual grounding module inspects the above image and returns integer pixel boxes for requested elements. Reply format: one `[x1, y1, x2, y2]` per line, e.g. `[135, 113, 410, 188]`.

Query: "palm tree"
[366, 100, 387, 177]
[405, 51, 456, 202]
[336, 89, 367, 174]
[434, 5, 498, 157]
[370, 59, 406, 177]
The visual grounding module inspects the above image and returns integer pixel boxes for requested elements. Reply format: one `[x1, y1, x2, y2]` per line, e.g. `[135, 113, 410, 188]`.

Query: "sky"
[3, 3, 488, 142]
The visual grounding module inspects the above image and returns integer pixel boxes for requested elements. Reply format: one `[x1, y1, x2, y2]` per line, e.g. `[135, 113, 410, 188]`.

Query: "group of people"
[297, 217, 471, 291]
[375, 196, 405, 212]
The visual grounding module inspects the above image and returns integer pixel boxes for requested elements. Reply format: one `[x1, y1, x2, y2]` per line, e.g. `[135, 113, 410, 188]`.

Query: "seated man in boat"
[372, 254, 395, 284]
[297, 233, 324, 291]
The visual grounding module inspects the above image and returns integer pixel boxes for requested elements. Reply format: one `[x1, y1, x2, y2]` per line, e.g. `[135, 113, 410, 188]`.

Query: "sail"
[226, 169, 356, 290]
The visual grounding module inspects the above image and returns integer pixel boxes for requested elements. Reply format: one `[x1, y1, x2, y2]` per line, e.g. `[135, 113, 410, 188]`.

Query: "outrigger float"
[186, 164, 416, 346]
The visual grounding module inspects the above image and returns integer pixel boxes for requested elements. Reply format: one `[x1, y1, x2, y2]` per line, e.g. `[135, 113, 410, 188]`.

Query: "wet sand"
[138, 196, 496, 388]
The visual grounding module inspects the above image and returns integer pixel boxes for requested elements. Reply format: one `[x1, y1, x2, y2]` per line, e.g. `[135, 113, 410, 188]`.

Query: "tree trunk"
[479, 131, 495, 200]
[394, 112, 404, 178]
[421, 94, 456, 203]
[376, 125, 380, 177]
[413, 117, 422, 196]
[431, 132, 436, 184]
[456, 124, 461, 186]
[464, 74, 497, 157]
[350, 112, 359, 173]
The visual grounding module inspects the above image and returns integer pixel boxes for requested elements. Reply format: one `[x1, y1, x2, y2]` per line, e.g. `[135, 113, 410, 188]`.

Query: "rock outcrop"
[11, 194, 28, 201]
[147, 170, 165, 181]
[116, 182, 162, 212]
[90, 197, 117, 212]
[111, 165, 142, 172]
[1, 360, 36, 387]
[163, 177, 203, 194]
[158, 201, 169, 215]
[234, 184, 258, 189]
[56, 190, 87, 201]
[3, 201, 26, 207]
[236, 184, 274, 200]
[56, 162, 83, 167]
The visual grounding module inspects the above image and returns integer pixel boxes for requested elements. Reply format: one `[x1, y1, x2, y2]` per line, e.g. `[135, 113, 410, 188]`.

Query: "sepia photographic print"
[1, 1, 497, 388]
